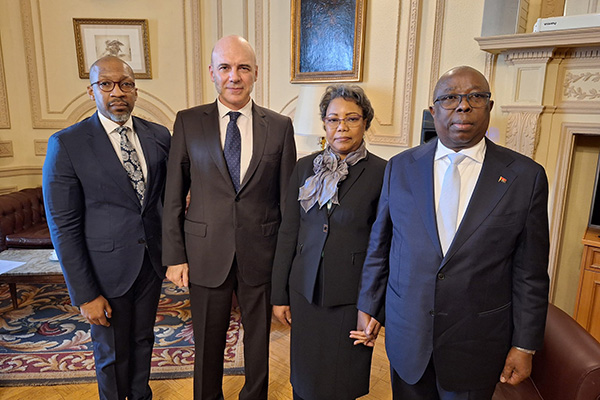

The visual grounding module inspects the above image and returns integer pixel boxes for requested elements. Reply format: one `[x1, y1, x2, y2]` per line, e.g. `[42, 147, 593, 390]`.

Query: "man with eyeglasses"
[354, 66, 549, 399]
[43, 55, 171, 400]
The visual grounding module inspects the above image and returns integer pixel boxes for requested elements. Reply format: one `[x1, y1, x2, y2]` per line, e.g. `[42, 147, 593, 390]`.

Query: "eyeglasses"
[91, 80, 136, 93]
[323, 115, 364, 128]
[433, 92, 491, 110]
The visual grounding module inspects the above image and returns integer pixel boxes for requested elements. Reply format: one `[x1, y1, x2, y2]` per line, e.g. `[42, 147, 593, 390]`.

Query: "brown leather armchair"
[0, 187, 52, 251]
[493, 303, 600, 400]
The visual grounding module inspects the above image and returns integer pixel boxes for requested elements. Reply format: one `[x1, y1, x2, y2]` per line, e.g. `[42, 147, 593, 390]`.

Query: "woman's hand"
[350, 310, 381, 347]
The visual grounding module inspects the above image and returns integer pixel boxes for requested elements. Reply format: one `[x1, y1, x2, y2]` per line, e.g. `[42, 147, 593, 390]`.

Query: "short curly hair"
[319, 84, 374, 131]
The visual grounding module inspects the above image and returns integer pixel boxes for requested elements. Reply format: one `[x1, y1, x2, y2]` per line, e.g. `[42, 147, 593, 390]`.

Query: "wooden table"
[0, 249, 64, 309]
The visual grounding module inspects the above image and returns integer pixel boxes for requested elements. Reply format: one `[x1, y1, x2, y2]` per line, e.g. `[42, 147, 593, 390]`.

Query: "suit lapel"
[328, 155, 367, 216]
[241, 102, 267, 191]
[407, 140, 442, 254]
[134, 117, 157, 209]
[441, 140, 516, 267]
[203, 102, 233, 186]
[87, 113, 141, 207]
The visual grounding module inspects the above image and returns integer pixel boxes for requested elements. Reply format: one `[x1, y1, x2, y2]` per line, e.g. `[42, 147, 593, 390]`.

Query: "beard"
[109, 110, 131, 123]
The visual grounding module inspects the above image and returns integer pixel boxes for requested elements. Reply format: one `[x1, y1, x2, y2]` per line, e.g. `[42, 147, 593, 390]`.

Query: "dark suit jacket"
[43, 112, 171, 306]
[162, 101, 296, 287]
[357, 138, 550, 391]
[271, 151, 386, 307]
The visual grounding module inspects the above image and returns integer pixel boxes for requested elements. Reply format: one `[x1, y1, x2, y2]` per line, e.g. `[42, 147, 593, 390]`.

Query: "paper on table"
[0, 260, 26, 275]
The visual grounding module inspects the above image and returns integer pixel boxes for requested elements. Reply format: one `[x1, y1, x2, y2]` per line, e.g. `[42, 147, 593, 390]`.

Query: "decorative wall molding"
[501, 105, 544, 157]
[365, 0, 420, 147]
[0, 186, 19, 195]
[563, 71, 600, 100]
[0, 141, 13, 157]
[34, 139, 47, 156]
[19, 0, 187, 129]
[428, 0, 445, 103]
[0, 166, 42, 177]
[191, 0, 203, 106]
[548, 122, 600, 298]
[0, 35, 10, 129]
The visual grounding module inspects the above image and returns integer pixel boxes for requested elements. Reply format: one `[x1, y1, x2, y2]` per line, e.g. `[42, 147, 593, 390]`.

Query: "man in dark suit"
[162, 35, 296, 399]
[43, 56, 171, 400]
[354, 66, 550, 399]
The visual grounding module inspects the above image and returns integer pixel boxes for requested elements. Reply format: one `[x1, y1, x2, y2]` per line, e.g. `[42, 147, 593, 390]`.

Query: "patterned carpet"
[0, 281, 244, 386]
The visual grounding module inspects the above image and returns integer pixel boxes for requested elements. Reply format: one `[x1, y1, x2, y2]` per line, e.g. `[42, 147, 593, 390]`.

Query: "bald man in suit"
[353, 66, 550, 400]
[162, 35, 296, 399]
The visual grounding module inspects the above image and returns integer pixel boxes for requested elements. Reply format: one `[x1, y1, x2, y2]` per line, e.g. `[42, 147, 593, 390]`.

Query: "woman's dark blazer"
[271, 150, 387, 307]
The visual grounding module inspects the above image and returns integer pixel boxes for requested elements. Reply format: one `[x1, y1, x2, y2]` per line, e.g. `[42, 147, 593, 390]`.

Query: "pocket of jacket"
[261, 221, 279, 236]
[184, 220, 207, 237]
[351, 251, 367, 266]
[477, 301, 511, 317]
[86, 237, 114, 252]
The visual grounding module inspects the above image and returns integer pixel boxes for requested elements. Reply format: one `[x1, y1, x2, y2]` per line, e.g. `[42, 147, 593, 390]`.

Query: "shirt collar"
[434, 136, 486, 164]
[217, 98, 253, 120]
[98, 111, 134, 134]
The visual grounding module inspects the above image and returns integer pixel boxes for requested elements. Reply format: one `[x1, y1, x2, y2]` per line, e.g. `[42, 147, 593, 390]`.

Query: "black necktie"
[224, 111, 242, 192]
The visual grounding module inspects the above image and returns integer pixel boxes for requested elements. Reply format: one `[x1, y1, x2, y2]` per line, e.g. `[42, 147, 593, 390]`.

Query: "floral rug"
[0, 281, 244, 386]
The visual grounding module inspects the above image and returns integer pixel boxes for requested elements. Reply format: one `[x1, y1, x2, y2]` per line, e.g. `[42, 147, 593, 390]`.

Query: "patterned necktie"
[117, 126, 145, 204]
[437, 153, 466, 254]
[224, 111, 242, 192]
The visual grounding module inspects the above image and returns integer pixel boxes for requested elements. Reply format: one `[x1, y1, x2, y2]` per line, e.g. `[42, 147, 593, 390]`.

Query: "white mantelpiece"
[476, 28, 600, 302]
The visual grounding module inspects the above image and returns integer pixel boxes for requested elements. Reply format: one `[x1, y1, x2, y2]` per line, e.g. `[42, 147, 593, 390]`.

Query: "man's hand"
[350, 310, 381, 347]
[273, 305, 292, 326]
[80, 295, 112, 327]
[500, 347, 533, 385]
[166, 263, 189, 288]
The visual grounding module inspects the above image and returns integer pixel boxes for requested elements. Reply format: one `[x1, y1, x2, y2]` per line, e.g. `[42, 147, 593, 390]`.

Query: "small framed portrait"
[73, 18, 152, 79]
[290, 0, 367, 83]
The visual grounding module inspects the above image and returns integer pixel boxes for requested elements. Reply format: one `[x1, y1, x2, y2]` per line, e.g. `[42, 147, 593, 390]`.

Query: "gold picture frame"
[73, 18, 152, 79]
[290, 0, 367, 83]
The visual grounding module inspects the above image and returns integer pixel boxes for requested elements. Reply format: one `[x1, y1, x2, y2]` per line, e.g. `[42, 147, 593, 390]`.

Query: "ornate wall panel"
[363, 0, 420, 147]
[0, 36, 9, 129]
[19, 0, 199, 129]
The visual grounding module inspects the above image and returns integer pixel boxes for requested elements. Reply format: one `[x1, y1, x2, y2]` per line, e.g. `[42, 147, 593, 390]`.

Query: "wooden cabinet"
[574, 227, 600, 341]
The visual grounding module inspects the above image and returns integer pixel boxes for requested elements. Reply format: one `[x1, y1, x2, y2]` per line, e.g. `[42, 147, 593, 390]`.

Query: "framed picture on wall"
[290, 0, 367, 83]
[73, 18, 152, 79]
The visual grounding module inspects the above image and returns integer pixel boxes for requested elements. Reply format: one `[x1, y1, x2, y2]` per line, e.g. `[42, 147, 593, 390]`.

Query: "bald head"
[209, 35, 258, 110]
[211, 35, 257, 67]
[429, 65, 494, 151]
[433, 66, 490, 100]
[89, 56, 135, 84]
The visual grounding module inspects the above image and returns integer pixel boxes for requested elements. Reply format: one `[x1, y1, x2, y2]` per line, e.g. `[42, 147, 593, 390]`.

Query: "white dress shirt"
[217, 99, 254, 184]
[434, 138, 486, 234]
[98, 112, 148, 178]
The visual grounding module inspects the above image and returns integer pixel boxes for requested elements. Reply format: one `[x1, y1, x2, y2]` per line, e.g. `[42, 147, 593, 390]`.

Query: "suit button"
[429, 310, 435, 316]
[138, 238, 146, 244]
[437, 273, 445, 280]
[235, 196, 240, 202]
[323, 224, 328, 233]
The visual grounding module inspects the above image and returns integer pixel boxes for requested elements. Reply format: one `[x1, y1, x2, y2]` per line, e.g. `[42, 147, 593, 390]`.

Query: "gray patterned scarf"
[298, 142, 367, 212]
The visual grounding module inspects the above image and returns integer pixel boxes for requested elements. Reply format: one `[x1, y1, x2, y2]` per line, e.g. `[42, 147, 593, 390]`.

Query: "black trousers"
[90, 252, 162, 400]
[391, 357, 496, 400]
[189, 258, 272, 400]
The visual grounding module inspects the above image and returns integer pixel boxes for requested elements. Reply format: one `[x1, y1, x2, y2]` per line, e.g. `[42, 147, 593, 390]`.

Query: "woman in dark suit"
[271, 85, 387, 400]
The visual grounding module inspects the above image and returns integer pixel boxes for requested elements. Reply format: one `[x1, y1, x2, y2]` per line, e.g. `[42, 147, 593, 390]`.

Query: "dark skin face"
[429, 67, 494, 151]
[87, 56, 137, 126]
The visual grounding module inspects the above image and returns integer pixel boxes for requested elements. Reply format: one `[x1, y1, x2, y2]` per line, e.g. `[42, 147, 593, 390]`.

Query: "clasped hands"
[350, 310, 381, 347]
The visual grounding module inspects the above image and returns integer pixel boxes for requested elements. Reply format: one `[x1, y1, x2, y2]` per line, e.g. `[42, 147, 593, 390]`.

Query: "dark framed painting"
[73, 18, 152, 79]
[290, 0, 367, 83]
